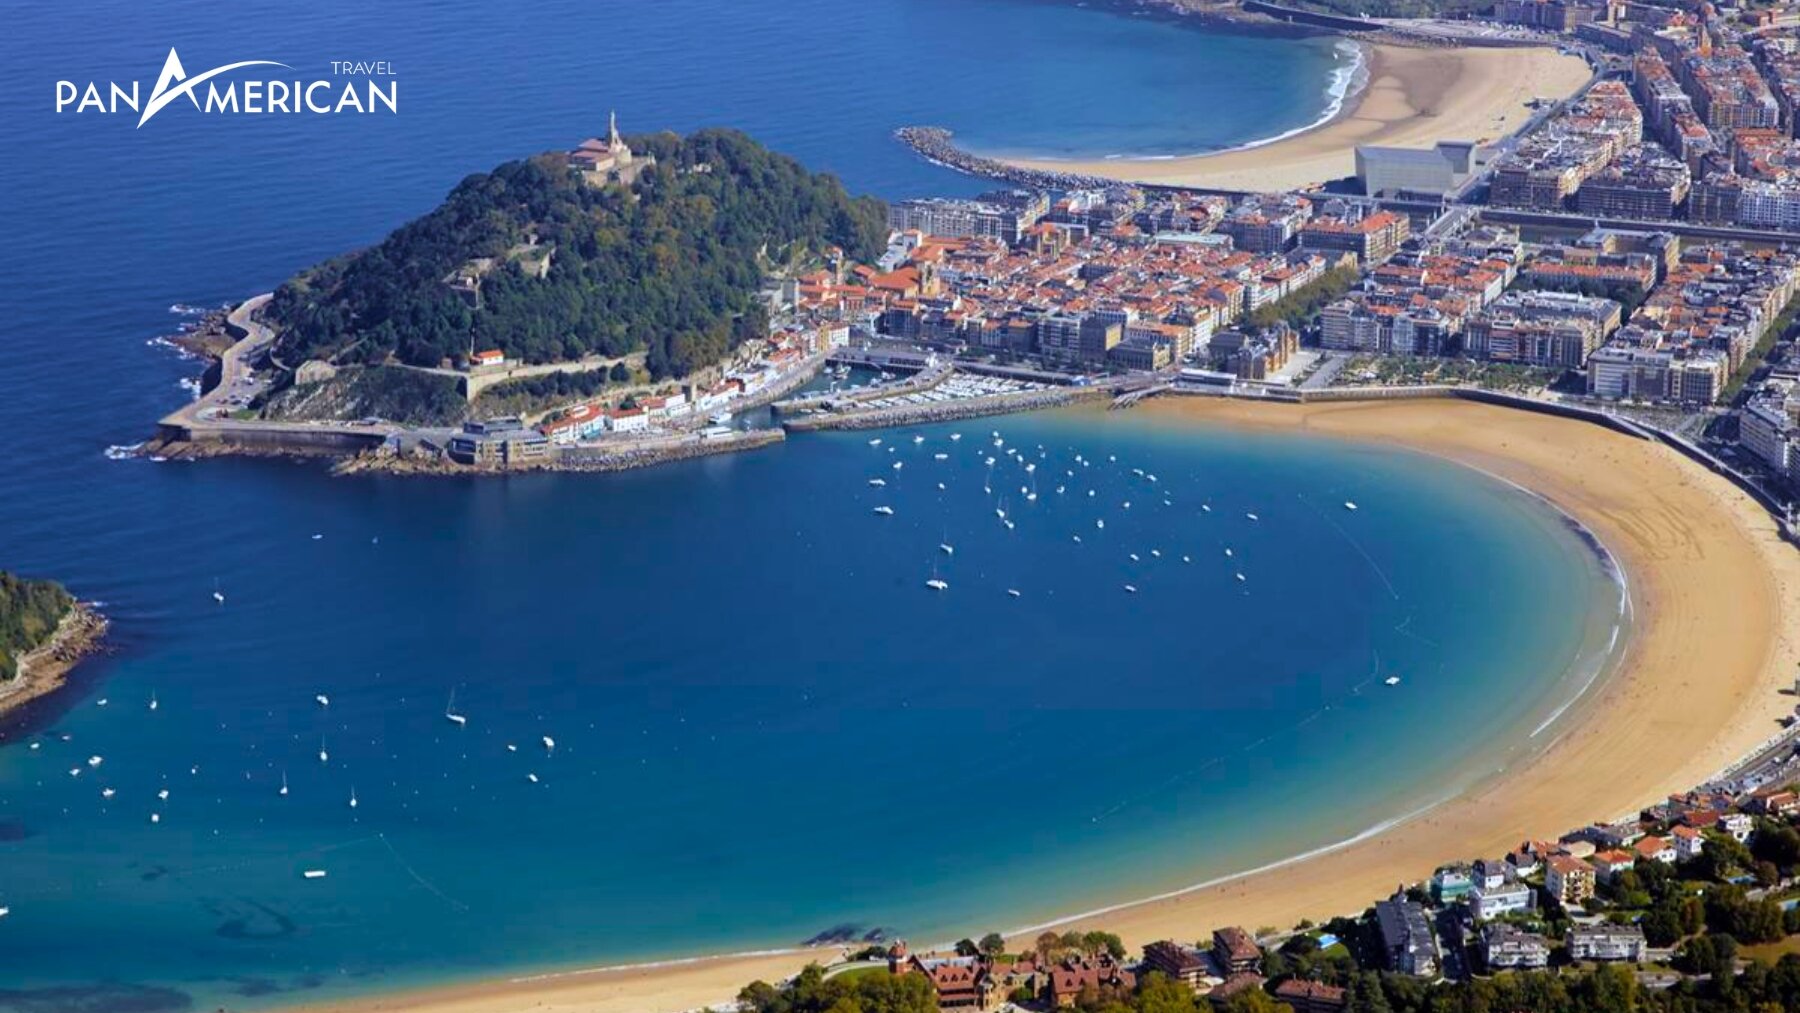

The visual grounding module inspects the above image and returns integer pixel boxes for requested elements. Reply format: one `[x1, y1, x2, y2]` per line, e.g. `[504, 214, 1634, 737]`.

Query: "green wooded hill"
[266, 128, 889, 380]
[0, 571, 74, 680]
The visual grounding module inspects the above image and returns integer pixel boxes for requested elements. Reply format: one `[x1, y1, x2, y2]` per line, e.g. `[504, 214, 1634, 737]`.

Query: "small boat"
[1201, 504, 1212, 513]
[315, 694, 330, 708]
[933, 453, 948, 461]
[212, 589, 225, 604]
[67, 767, 81, 777]
[950, 433, 962, 441]
[872, 506, 894, 516]
[527, 773, 540, 783]
[1095, 519, 1104, 530]
[445, 690, 467, 727]
[318, 738, 329, 764]
[302, 869, 327, 879]
[1123, 501, 1132, 510]
[149, 813, 161, 824]
[868, 478, 886, 487]
[506, 743, 517, 752]
[1123, 584, 1138, 594]
[348, 788, 358, 809]
[279, 771, 289, 796]
[1224, 548, 1233, 558]
[0, 907, 9, 918]
[542, 735, 556, 752]
[1235, 573, 1247, 582]
[709, 411, 732, 425]
[1385, 676, 1402, 687]
[311, 533, 323, 541]
[995, 507, 1006, 520]
[939, 544, 954, 556]
[157, 788, 169, 801]
[101, 787, 115, 798]
[925, 578, 949, 591]
[1007, 589, 1021, 598]
[96, 698, 108, 707]
[868, 438, 883, 446]
[1150, 549, 1161, 558]
[1003, 519, 1014, 530]
[1072, 535, 1082, 543]
[86, 755, 103, 768]
[1246, 513, 1259, 521]
[892, 461, 903, 471]
[1182, 555, 1192, 563]
[936, 483, 945, 490]
[913, 435, 924, 444]
[1129, 553, 1140, 562]
[148, 692, 158, 712]
[1344, 501, 1359, 511]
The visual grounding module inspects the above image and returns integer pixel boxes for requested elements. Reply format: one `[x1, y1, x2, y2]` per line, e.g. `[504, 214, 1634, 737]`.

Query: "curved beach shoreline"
[295, 398, 1800, 1013]
[993, 43, 1594, 192]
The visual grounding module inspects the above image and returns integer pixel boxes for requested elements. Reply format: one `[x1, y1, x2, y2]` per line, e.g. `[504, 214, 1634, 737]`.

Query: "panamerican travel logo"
[56, 48, 398, 127]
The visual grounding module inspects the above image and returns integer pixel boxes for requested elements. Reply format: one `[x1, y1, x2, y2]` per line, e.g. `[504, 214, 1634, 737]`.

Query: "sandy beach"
[997, 44, 1593, 192]
[299, 397, 1800, 1013]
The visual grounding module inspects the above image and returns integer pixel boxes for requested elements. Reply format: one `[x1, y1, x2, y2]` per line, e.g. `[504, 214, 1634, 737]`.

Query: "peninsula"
[0, 571, 106, 719]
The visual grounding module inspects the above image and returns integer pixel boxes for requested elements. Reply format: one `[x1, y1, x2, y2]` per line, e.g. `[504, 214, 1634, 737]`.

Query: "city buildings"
[1319, 227, 1521, 356]
[1465, 289, 1622, 368]
[1298, 204, 1412, 264]
[887, 190, 1050, 246]
[1374, 892, 1440, 977]
[1219, 194, 1313, 253]
[1489, 81, 1643, 210]
[1573, 143, 1692, 218]
[1566, 924, 1649, 963]
[1481, 923, 1552, 970]
[1545, 854, 1597, 906]
[1587, 243, 1800, 404]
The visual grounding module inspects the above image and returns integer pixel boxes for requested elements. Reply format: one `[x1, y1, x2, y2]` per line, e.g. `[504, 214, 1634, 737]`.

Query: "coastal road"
[157, 293, 398, 448]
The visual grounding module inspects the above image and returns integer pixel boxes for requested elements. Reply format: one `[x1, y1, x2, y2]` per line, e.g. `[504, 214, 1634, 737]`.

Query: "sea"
[0, 1, 1621, 1009]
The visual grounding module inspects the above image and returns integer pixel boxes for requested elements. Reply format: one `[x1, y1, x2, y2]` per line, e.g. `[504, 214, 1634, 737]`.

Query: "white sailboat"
[148, 692, 158, 712]
[318, 737, 329, 764]
[1385, 676, 1402, 687]
[1345, 501, 1359, 511]
[445, 690, 467, 727]
[872, 505, 894, 516]
[279, 771, 289, 796]
[315, 693, 330, 708]
[348, 787, 358, 809]
[542, 735, 556, 753]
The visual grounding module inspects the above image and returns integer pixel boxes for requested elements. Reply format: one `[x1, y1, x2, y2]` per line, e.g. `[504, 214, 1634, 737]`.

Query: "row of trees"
[0, 571, 74, 680]
[268, 129, 888, 382]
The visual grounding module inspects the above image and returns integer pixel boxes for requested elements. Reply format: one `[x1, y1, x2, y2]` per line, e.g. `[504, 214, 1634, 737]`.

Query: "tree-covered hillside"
[267, 128, 888, 379]
[0, 572, 74, 681]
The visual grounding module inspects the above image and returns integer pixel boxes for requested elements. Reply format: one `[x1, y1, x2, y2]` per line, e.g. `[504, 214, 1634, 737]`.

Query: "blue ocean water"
[0, 2, 1620, 1010]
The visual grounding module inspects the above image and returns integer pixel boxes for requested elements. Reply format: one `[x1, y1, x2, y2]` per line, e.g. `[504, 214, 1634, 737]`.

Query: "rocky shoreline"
[0, 603, 109, 720]
[329, 428, 789, 477]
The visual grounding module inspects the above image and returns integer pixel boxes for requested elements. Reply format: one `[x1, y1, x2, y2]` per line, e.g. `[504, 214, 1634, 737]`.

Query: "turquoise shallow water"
[0, 1, 1622, 1009]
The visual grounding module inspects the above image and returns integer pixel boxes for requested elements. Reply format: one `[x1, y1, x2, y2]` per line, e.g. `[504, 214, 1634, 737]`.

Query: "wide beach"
[996, 44, 1594, 192]
[300, 397, 1800, 1013]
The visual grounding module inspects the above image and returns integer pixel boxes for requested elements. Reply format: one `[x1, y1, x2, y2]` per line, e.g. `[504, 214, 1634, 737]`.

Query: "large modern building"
[887, 191, 1050, 246]
[1355, 142, 1479, 197]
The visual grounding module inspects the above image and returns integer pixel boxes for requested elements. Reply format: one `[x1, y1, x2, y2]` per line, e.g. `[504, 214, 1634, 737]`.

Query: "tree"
[954, 939, 979, 958]
[978, 932, 1006, 957]
[1136, 972, 1199, 1013]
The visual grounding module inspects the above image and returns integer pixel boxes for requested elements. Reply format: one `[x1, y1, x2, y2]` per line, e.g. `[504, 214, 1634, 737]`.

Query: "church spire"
[609, 110, 621, 150]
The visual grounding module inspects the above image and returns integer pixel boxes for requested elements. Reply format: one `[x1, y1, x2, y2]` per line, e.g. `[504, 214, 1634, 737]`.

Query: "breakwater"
[781, 386, 1109, 432]
[894, 127, 1127, 191]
